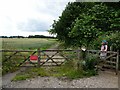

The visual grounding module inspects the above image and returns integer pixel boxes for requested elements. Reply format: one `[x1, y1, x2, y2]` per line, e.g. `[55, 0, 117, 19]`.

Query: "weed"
[12, 64, 97, 81]
[12, 73, 32, 81]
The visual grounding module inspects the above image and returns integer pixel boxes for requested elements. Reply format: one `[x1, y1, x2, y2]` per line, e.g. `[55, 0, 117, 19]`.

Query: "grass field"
[1, 38, 97, 79]
[1, 38, 57, 75]
[2, 38, 57, 50]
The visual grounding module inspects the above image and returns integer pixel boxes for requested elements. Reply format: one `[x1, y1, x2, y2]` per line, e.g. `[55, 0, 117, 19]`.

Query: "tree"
[69, 3, 120, 47]
[49, 2, 95, 46]
[49, 2, 120, 48]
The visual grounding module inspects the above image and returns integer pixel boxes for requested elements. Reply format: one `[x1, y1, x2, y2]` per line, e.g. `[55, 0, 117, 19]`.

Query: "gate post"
[77, 47, 81, 71]
[116, 50, 119, 75]
[38, 48, 41, 67]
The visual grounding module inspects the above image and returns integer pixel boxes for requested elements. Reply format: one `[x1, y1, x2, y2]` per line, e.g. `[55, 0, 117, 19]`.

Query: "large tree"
[49, 2, 120, 47]
[69, 3, 120, 47]
[49, 2, 95, 46]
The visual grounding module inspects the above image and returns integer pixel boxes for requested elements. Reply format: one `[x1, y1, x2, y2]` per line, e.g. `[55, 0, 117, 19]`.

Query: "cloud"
[0, 0, 74, 36]
[35, 1, 68, 18]
[17, 19, 50, 32]
[16, 1, 69, 32]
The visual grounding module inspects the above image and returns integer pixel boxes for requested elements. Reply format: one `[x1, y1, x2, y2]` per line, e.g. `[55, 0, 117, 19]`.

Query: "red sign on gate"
[30, 55, 38, 60]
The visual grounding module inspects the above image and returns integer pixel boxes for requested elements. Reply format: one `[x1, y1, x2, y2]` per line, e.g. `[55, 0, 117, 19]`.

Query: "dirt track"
[2, 70, 118, 88]
[2, 44, 118, 88]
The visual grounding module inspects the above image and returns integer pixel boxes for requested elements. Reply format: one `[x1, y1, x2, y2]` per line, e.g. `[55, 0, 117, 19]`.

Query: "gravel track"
[2, 44, 118, 88]
[2, 71, 118, 88]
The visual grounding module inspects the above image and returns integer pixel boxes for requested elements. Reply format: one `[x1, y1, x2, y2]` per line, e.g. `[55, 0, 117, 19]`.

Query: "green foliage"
[49, 2, 120, 48]
[12, 67, 50, 81]
[107, 32, 120, 51]
[29, 68, 49, 77]
[81, 53, 98, 71]
[2, 53, 20, 75]
[52, 66, 96, 79]
[12, 74, 32, 81]
[69, 3, 119, 47]
[49, 2, 94, 47]
[69, 15, 99, 46]
[91, 32, 120, 51]
[12, 59, 98, 81]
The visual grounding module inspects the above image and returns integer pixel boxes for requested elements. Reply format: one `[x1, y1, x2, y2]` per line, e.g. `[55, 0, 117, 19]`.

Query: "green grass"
[12, 67, 97, 81]
[12, 60, 97, 81]
[12, 67, 51, 81]
[2, 38, 57, 75]
[2, 38, 97, 80]
[12, 53, 98, 81]
[2, 38, 57, 50]
[12, 74, 32, 81]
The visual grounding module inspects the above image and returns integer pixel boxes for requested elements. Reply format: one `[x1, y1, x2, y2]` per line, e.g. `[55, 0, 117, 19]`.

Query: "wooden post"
[116, 50, 119, 75]
[110, 45, 113, 67]
[38, 48, 41, 67]
[77, 47, 81, 71]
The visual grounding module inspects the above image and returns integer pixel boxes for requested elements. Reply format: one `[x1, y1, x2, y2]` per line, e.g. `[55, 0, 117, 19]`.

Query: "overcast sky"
[0, 0, 75, 36]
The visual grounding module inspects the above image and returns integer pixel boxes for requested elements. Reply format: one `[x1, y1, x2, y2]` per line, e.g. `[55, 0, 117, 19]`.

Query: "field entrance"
[2, 49, 77, 67]
[87, 50, 119, 74]
[1, 49, 119, 74]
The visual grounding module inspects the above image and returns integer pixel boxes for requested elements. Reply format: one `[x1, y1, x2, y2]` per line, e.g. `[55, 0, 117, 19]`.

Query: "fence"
[1, 49, 119, 74]
[87, 50, 119, 74]
[1, 49, 78, 67]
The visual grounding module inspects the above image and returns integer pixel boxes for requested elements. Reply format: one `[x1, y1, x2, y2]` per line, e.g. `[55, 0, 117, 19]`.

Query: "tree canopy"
[49, 2, 120, 48]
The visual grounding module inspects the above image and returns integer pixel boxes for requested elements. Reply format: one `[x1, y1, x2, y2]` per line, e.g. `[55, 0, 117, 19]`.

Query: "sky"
[0, 0, 75, 37]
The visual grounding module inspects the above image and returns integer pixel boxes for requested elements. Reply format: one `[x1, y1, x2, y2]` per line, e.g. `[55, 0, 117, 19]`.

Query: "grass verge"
[12, 60, 97, 81]
[12, 67, 97, 81]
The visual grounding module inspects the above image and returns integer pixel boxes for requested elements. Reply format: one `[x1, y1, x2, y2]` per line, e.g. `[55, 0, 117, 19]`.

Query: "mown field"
[1, 38, 57, 75]
[2, 38, 57, 50]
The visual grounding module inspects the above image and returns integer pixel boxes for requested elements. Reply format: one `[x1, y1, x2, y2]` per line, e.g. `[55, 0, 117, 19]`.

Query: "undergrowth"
[12, 59, 98, 81]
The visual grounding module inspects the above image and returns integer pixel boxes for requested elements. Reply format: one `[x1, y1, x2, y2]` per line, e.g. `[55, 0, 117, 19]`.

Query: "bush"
[107, 32, 120, 51]
[81, 53, 98, 71]
[90, 32, 120, 69]
[91, 31, 120, 51]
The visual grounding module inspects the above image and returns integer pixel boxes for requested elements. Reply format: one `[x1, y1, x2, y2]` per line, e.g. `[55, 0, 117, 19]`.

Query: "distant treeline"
[28, 35, 55, 38]
[0, 35, 55, 38]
